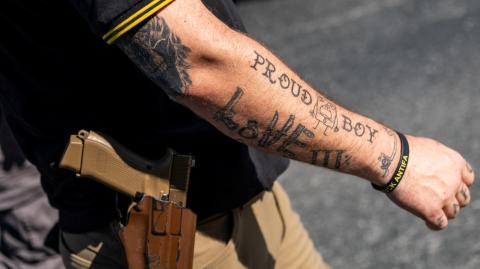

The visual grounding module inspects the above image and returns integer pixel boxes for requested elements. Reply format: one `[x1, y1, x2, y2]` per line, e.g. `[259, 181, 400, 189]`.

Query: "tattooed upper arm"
[117, 16, 192, 98]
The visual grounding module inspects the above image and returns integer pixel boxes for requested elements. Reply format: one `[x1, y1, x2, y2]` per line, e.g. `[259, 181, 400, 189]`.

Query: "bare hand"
[387, 136, 474, 230]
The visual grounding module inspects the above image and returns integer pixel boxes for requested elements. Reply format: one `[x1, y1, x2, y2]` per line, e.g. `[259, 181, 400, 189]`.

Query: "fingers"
[443, 199, 460, 219]
[435, 184, 471, 230]
[426, 197, 461, 231]
[462, 162, 475, 187]
[425, 214, 448, 231]
[456, 184, 471, 208]
[440, 183, 471, 224]
[426, 182, 471, 231]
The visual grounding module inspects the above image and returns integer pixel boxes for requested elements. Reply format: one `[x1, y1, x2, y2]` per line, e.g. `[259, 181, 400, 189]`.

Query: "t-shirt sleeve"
[69, 0, 175, 44]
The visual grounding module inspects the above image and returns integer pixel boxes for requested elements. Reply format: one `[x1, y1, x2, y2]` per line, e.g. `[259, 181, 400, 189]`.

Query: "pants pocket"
[194, 212, 239, 269]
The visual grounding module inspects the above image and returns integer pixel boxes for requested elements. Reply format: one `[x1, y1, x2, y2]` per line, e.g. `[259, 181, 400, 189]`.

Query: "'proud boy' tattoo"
[118, 16, 192, 98]
[250, 51, 313, 106]
[250, 50, 379, 143]
[310, 96, 340, 136]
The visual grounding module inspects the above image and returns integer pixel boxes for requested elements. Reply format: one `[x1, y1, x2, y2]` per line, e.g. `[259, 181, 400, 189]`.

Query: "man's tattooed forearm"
[258, 112, 295, 148]
[251, 51, 313, 106]
[378, 128, 397, 177]
[250, 50, 379, 142]
[214, 88, 315, 159]
[215, 88, 353, 168]
[309, 97, 379, 141]
[277, 124, 315, 159]
[213, 88, 243, 130]
[118, 16, 192, 98]
[310, 96, 340, 135]
[238, 120, 259, 139]
[340, 115, 379, 143]
[311, 149, 352, 170]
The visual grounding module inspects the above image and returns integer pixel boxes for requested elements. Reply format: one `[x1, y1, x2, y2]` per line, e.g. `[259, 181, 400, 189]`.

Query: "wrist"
[370, 129, 402, 185]
[371, 131, 410, 192]
[344, 123, 402, 186]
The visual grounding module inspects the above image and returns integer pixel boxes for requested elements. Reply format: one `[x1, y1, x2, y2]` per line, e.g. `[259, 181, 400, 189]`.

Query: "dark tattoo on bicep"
[378, 128, 397, 177]
[118, 16, 192, 98]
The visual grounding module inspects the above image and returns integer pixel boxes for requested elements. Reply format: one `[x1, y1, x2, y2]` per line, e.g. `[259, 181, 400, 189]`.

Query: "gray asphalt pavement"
[237, 0, 480, 268]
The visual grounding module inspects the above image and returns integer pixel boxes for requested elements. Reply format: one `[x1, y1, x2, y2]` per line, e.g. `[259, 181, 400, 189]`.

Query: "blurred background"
[1, 1, 478, 269]
[237, 0, 480, 268]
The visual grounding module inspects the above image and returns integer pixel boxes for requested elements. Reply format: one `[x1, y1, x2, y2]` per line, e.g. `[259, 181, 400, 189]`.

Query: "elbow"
[180, 29, 248, 103]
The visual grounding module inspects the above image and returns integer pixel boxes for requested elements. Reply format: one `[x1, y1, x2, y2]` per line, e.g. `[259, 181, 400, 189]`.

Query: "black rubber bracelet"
[372, 131, 410, 193]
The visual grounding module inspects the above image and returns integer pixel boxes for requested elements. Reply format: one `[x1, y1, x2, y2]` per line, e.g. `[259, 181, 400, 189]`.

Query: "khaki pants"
[60, 183, 331, 269]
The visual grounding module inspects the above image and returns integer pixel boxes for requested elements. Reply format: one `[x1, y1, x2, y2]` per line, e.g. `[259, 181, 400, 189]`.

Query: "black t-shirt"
[0, 0, 289, 232]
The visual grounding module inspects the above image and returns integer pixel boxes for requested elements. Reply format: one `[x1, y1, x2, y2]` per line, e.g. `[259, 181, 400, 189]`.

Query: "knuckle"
[444, 150, 463, 167]
[454, 152, 465, 163]
[438, 191, 449, 203]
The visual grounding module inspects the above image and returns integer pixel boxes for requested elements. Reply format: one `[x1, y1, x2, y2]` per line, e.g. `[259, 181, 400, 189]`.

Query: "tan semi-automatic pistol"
[60, 130, 196, 269]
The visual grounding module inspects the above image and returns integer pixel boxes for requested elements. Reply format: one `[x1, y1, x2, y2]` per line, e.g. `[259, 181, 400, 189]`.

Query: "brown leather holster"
[60, 130, 196, 269]
[120, 197, 196, 269]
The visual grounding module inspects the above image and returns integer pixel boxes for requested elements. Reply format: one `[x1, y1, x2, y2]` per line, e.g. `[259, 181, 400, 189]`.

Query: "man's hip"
[59, 182, 331, 269]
